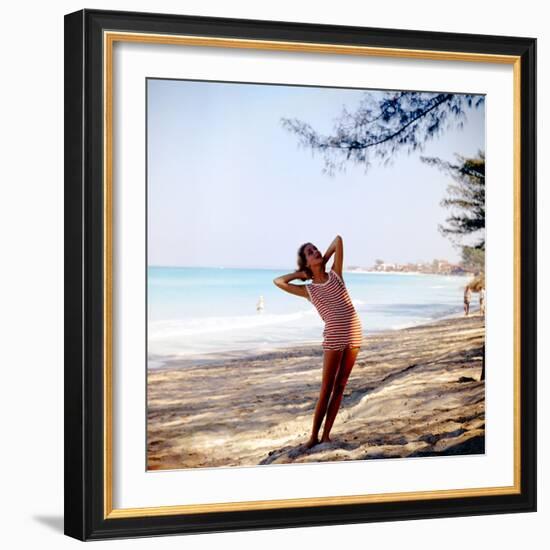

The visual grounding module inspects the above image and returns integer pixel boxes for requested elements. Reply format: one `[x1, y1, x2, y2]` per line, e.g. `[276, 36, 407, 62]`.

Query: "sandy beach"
[147, 312, 485, 471]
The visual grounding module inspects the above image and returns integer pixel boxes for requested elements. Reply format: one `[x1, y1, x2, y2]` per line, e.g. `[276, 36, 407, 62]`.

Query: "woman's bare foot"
[305, 436, 320, 449]
[320, 435, 332, 444]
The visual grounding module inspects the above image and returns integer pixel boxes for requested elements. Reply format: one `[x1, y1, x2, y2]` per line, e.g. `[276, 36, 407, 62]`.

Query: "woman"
[464, 286, 472, 316]
[273, 235, 363, 449]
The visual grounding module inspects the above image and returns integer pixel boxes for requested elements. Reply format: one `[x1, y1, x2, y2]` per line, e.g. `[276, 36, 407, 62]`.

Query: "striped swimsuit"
[305, 268, 363, 351]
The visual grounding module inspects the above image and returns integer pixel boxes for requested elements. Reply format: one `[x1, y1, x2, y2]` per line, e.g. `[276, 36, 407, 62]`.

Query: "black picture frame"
[64, 8, 537, 541]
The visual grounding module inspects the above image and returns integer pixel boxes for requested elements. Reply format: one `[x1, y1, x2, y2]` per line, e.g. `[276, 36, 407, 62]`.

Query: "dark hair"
[297, 242, 314, 280]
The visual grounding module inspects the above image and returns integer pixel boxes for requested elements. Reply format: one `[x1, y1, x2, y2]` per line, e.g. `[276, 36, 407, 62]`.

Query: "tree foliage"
[280, 90, 486, 274]
[461, 246, 485, 275]
[280, 91, 485, 176]
[420, 151, 485, 250]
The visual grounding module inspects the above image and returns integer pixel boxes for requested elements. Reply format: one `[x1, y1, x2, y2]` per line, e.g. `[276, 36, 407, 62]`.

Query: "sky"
[147, 78, 485, 270]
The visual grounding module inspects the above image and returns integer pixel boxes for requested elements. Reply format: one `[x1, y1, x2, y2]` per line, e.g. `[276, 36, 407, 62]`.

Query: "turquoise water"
[148, 266, 472, 367]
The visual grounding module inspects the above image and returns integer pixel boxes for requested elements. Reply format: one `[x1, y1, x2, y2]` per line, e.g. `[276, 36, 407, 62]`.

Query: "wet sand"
[147, 312, 485, 471]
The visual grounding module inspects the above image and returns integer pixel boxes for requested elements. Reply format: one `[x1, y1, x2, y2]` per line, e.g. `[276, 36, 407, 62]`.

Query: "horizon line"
[147, 260, 460, 271]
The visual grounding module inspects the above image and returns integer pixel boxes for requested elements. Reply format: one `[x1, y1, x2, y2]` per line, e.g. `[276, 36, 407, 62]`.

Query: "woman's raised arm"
[273, 271, 310, 300]
[322, 235, 343, 278]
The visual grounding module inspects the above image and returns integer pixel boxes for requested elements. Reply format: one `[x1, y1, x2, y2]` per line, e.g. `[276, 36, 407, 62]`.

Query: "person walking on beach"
[479, 287, 486, 315]
[273, 235, 363, 449]
[464, 286, 472, 316]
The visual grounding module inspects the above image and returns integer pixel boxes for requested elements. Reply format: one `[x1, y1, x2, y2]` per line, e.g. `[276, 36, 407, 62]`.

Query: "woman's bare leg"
[306, 349, 343, 448]
[321, 346, 360, 443]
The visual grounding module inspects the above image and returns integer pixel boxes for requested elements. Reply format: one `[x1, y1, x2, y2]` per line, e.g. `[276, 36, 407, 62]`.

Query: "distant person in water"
[256, 295, 264, 313]
[479, 287, 485, 315]
[273, 235, 363, 449]
[464, 286, 472, 316]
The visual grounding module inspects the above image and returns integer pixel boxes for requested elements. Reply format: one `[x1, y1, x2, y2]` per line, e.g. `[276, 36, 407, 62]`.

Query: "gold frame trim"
[103, 31, 522, 519]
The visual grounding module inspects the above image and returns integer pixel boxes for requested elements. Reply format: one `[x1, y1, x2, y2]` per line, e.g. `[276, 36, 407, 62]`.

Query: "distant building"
[363, 258, 473, 275]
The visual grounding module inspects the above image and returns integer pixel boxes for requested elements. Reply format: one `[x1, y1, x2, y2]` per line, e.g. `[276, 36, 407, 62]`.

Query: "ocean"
[148, 266, 471, 368]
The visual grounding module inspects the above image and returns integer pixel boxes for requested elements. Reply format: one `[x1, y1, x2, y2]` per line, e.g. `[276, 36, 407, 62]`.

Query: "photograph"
[146, 79, 487, 471]
[63, 8, 537, 540]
